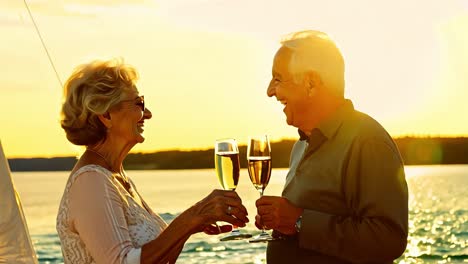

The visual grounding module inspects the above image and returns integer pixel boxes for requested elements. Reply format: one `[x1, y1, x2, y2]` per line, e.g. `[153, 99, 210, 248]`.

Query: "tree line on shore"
[8, 137, 468, 171]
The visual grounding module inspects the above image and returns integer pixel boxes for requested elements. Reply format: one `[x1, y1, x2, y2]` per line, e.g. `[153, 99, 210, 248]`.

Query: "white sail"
[0, 141, 38, 264]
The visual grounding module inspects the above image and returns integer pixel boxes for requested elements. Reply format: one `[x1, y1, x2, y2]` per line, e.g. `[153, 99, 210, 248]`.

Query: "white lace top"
[56, 165, 167, 264]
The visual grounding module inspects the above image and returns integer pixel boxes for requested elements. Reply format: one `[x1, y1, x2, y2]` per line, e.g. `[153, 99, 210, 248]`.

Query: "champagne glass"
[214, 138, 252, 241]
[247, 135, 275, 243]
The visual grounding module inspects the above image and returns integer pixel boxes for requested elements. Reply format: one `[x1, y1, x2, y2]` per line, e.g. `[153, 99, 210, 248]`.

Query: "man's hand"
[255, 196, 304, 235]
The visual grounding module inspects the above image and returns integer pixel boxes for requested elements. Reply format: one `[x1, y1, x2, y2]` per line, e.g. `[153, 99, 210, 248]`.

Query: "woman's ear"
[97, 112, 112, 129]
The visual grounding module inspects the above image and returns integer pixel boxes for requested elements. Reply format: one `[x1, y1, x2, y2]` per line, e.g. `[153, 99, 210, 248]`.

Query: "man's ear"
[304, 71, 322, 96]
[97, 112, 112, 129]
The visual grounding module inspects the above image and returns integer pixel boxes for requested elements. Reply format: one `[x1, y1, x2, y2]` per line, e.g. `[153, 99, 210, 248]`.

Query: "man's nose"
[266, 80, 276, 97]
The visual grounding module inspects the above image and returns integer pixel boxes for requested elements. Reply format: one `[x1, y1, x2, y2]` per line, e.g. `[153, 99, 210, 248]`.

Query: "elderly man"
[255, 30, 408, 263]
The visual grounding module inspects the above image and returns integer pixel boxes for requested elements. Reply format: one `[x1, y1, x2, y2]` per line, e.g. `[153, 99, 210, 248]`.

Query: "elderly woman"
[56, 58, 248, 264]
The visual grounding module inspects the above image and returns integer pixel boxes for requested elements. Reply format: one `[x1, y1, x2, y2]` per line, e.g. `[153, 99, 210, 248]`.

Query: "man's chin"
[286, 118, 300, 129]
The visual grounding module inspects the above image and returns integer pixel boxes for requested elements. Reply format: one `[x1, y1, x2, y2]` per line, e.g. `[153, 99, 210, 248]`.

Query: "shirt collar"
[298, 129, 309, 141]
[297, 99, 355, 141]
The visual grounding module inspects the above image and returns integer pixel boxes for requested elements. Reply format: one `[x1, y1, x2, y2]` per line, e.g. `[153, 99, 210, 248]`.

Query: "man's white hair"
[281, 30, 345, 97]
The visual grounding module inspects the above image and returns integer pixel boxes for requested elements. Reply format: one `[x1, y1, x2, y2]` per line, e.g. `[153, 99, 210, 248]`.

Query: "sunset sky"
[1, 0, 467, 158]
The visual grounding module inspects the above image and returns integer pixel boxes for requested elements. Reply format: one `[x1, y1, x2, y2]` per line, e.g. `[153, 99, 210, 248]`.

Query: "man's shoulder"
[342, 109, 392, 142]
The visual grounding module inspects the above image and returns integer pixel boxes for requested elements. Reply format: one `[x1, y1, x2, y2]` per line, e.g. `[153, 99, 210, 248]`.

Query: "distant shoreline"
[8, 137, 468, 171]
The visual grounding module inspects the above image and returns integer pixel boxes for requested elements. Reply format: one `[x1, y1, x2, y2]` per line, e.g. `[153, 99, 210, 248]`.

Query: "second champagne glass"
[247, 135, 275, 243]
[214, 138, 252, 241]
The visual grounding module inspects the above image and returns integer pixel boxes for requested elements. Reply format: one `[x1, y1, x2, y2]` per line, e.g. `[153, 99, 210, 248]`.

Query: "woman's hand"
[202, 224, 232, 235]
[188, 189, 249, 234]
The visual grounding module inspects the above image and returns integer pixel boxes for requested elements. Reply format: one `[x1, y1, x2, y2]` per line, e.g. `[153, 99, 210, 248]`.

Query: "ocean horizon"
[12, 166, 468, 263]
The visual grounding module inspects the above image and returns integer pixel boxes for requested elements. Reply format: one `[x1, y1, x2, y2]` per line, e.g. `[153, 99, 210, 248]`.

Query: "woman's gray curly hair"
[60, 58, 139, 146]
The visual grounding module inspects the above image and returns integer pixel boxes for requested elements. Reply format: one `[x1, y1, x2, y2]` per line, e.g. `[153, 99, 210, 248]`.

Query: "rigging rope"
[23, 0, 63, 88]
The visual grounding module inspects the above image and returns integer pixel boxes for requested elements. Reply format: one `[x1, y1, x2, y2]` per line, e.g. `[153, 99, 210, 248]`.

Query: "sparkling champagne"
[215, 152, 240, 191]
[247, 156, 272, 193]
[246, 135, 275, 243]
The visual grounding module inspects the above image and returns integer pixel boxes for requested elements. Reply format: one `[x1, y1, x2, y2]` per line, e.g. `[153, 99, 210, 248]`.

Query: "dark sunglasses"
[121, 95, 145, 111]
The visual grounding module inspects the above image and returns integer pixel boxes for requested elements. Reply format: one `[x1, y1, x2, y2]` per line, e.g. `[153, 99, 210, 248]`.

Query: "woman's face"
[107, 87, 152, 145]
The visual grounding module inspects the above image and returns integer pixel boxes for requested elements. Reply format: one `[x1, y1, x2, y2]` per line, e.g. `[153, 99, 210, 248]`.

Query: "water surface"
[12, 165, 468, 263]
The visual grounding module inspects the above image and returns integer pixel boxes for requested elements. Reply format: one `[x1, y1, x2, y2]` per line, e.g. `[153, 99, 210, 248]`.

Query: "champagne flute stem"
[230, 189, 239, 232]
[259, 189, 268, 234]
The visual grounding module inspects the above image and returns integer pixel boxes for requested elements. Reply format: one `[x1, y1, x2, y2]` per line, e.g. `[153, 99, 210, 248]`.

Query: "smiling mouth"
[279, 100, 287, 111]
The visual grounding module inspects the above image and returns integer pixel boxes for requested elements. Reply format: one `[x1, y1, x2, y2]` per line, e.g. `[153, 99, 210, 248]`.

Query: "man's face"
[267, 47, 310, 128]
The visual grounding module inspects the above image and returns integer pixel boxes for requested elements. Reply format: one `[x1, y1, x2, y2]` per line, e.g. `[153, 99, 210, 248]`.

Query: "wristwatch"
[295, 215, 302, 233]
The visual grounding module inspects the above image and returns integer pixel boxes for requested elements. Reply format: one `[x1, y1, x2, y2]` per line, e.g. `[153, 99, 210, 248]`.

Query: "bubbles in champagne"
[215, 152, 240, 190]
[247, 156, 272, 193]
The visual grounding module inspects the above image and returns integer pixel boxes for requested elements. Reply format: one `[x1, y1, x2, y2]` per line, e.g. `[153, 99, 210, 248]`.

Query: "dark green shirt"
[267, 100, 408, 264]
